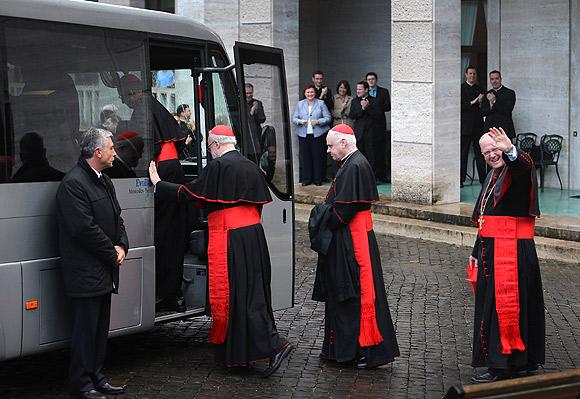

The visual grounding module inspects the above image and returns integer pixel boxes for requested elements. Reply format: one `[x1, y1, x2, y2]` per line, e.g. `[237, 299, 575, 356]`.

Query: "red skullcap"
[117, 131, 139, 141]
[330, 123, 355, 135]
[210, 125, 235, 137]
[120, 74, 142, 89]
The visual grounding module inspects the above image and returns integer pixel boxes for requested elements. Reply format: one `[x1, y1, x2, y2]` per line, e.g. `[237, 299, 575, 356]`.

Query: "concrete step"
[294, 203, 580, 264]
[295, 186, 580, 243]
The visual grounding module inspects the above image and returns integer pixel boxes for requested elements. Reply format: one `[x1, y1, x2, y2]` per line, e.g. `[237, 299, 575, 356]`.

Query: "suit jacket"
[461, 82, 483, 137]
[348, 96, 382, 142]
[482, 85, 516, 139]
[292, 98, 332, 138]
[57, 158, 129, 297]
[369, 85, 391, 132]
[243, 98, 266, 155]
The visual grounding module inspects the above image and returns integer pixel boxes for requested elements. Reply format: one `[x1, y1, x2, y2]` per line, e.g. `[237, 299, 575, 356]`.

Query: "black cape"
[470, 150, 544, 370]
[311, 150, 399, 367]
[129, 96, 188, 301]
[156, 150, 286, 366]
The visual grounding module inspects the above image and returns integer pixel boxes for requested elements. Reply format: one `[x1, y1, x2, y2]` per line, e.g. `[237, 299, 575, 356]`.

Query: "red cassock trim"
[156, 141, 178, 162]
[348, 210, 384, 347]
[478, 215, 535, 354]
[206, 205, 261, 344]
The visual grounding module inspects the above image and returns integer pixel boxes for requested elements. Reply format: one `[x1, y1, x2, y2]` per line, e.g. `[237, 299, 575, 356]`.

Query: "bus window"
[241, 65, 289, 195]
[1, 20, 149, 182]
[208, 50, 241, 147]
[149, 44, 204, 178]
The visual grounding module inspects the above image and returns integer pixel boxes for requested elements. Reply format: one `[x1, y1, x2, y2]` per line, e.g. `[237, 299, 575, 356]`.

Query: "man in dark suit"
[461, 66, 485, 185]
[366, 72, 391, 182]
[311, 70, 333, 181]
[244, 83, 267, 164]
[482, 70, 516, 140]
[311, 70, 333, 111]
[349, 81, 381, 166]
[57, 128, 129, 399]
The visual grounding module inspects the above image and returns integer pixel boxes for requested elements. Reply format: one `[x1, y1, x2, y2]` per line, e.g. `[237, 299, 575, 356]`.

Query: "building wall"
[391, 0, 461, 204]
[489, 0, 577, 189]
[299, 0, 391, 129]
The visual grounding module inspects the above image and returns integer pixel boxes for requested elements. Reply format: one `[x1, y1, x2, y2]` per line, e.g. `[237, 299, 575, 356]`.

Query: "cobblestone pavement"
[1, 222, 579, 398]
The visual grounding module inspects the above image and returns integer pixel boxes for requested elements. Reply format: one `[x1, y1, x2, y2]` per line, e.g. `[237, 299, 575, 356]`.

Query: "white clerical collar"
[466, 81, 475, 86]
[341, 149, 357, 162]
[90, 165, 102, 178]
[493, 85, 503, 91]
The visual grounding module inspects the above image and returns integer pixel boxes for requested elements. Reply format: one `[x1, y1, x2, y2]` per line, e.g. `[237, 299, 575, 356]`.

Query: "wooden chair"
[444, 369, 580, 398]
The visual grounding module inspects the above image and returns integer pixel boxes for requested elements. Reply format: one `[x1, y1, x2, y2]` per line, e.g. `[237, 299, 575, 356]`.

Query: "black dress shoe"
[470, 369, 508, 384]
[70, 389, 106, 399]
[261, 344, 293, 378]
[301, 182, 311, 186]
[354, 356, 378, 370]
[156, 297, 186, 313]
[95, 382, 125, 395]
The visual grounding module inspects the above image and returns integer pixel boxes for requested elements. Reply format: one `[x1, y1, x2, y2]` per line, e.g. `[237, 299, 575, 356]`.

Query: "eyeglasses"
[207, 141, 217, 150]
[482, 148, 501, 158]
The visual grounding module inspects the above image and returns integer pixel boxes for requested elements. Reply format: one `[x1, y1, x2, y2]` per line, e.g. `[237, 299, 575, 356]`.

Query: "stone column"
[391, 0, 460, 204]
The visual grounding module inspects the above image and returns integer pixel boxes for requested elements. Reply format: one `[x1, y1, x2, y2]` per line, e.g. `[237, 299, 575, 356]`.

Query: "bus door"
[233, 42, 294, 310]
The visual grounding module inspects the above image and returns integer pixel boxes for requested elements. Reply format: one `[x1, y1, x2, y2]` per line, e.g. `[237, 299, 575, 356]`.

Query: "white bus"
[0, 0, 294, 361]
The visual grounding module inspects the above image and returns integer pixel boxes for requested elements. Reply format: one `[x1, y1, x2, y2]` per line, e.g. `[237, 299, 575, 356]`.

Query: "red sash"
[348, 210, 383, 347]
[207, 205, 261, 344]
[478, 215, 534, 354]
[156, 141, 178, 162]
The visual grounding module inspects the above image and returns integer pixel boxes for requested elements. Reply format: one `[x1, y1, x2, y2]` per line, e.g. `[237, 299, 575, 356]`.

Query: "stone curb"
[295, 203, 580, 264]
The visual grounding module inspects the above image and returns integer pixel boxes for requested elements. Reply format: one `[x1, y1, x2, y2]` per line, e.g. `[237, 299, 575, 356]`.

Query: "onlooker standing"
[365, 72, 391, 182]
[176, 104, 198, 160]
[244, 83, 267, 164]
[331, 80, 354, 128]
[482, 70, 516, 140]
[311, 70, 334, 111]
[461, 66, 485, 185]
[155, 69, 175, 88]
[349, 81, 380, 168]
[56, 128, 128, 399]
[292, 84, 331, 186]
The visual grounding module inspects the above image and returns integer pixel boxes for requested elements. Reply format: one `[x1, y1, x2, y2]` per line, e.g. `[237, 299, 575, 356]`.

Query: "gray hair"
[80, 128, 113, 158]
[479, 132, 493, 146]
[329, 131, 357, 146]
[208, 132, 237, 145]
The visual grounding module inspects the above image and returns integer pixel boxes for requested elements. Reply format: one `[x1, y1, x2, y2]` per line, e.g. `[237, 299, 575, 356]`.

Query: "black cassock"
[131, 96, 189, 301]
[471, 150, 544, 370]
[312, 150, 399, 367]
[156, 150, 287, 366]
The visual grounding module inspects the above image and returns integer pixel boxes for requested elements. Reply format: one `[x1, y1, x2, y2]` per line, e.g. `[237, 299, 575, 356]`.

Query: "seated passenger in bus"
[12, 132, 65, 183]
[103, 131, 144, 179]
[260, 125, 276, 182]
[100, 104, 119, 134]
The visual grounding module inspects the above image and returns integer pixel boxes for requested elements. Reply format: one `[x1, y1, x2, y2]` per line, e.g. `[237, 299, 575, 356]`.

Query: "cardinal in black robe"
[119, 74, 189, 312]
[310, 124, 399, 369]
[469, 127, 544, 384]
[149, 125, 292, 377]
